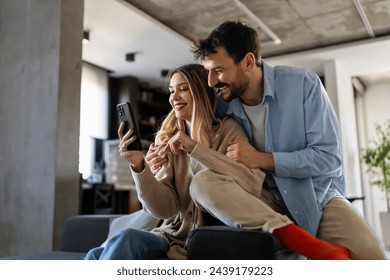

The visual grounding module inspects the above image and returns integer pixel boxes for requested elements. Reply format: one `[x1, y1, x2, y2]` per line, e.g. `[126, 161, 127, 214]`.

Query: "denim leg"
[85, 247, 105, 260]
[92, 228, 169, 260]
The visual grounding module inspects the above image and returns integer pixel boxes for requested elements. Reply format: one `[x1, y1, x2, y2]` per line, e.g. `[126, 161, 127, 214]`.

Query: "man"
[147, 20, 386, 259]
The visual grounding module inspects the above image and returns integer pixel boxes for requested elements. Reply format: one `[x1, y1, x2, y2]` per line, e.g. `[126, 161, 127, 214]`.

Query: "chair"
[93, 183, 116, 214]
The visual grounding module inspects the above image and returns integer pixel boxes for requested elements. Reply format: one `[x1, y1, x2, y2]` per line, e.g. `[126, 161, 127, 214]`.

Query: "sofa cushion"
[61, 215, 121, 253]
[1, 251, 86, 260]
[101, 209, 161, 247]
[187, 225, 274, 260]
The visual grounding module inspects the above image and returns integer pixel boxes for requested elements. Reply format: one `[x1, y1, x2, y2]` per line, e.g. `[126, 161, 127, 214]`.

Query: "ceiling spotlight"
[126, 52, 136, 62]
[82, 30, 90, 44]
[161, 69, 169, 77]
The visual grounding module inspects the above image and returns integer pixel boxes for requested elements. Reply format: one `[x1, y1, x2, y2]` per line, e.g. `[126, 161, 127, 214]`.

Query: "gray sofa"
[2, 210, 299, 260]
[2, 215, 122, 260]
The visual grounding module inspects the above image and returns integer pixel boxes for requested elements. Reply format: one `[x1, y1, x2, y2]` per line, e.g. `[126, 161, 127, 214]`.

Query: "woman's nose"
[171, 90, 179, 100]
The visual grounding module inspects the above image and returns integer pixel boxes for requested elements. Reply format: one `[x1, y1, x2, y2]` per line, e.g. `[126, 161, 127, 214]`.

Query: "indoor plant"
[361, 119, 390, 248]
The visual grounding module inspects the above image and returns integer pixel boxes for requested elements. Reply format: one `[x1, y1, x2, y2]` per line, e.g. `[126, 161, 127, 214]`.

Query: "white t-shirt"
[242, 102, 266, 152]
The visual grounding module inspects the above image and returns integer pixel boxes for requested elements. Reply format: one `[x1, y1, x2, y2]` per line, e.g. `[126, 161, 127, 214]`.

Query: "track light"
[161, 69, 169, 77]
[126, 52, 136, 62]
[83, 30, 90, 44]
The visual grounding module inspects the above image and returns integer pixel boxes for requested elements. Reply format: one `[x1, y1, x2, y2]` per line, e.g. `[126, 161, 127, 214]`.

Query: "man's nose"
[208, 71, 217, 88]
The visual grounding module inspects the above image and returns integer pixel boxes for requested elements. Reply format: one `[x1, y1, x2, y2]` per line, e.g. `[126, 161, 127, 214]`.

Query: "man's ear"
[243, 52, 256, 69]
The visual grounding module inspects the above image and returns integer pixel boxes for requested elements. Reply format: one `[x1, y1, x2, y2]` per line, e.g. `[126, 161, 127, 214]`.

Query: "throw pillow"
[101, 209, 161, 247]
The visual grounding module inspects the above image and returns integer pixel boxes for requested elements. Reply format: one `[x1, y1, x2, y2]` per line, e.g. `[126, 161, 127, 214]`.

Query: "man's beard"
[218, 77, 250, 102]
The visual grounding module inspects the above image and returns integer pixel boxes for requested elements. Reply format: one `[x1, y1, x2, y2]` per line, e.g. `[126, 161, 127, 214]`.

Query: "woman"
[85, 63, 266, 260]
[86, 64, 352, 260]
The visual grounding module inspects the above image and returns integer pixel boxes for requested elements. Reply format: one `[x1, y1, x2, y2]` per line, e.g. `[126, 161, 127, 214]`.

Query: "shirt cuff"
[272, 152, 296, 177]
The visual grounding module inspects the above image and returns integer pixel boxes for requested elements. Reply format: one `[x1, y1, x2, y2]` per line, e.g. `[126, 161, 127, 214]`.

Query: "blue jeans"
[85, 228, 169, 260]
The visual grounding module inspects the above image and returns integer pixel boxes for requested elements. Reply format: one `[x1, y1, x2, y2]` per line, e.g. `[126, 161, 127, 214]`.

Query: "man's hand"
[226, 140, 275, 171]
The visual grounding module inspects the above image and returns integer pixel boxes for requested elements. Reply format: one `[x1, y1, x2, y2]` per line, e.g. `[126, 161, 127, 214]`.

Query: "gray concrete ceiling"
[82, 0, 390, 87]
[124, 0, 390, 57]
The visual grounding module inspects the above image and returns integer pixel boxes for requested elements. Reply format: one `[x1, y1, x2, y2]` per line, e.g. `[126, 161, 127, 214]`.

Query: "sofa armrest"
[60, 214, 122, 253]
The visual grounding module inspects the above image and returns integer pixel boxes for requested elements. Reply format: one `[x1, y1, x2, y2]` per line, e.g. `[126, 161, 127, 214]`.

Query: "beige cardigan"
[131, 118, 265, 259]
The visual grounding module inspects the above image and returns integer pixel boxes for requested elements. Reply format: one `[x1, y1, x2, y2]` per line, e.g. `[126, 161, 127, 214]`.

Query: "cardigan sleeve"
[189, 118, 265, 197]
[130, 157, 180, 219]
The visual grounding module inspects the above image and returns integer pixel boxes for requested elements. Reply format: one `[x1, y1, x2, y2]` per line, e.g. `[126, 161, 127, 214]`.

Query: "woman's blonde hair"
[154, 64, 221, 155]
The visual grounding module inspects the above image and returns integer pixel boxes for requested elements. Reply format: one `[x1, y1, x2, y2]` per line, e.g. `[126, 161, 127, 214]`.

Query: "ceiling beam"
[353, 0, 375, 38]
[232, 0, 281, 47]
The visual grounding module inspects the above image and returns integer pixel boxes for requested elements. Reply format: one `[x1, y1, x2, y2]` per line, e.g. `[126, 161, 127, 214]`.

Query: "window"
[79, 63, 108, 179]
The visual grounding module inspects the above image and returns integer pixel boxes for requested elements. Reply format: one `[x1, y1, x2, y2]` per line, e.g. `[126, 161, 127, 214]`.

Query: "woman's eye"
[179, 87, 189, 92]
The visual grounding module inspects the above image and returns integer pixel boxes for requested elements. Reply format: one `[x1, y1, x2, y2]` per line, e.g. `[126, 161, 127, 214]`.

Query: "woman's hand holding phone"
[118, 122, 144, 173]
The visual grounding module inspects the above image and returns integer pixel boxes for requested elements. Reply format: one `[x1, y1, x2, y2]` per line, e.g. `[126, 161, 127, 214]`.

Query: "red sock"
[273, 224, 351, 260]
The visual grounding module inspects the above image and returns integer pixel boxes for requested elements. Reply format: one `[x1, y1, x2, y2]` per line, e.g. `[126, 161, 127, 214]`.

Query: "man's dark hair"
[191, 20, 261, 66]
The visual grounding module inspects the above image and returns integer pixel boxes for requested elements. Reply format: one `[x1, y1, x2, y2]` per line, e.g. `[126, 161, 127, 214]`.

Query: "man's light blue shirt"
[216, 61, 345, 235]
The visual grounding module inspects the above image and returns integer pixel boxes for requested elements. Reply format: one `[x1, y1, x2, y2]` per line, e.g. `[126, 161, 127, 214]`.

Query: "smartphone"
[116, 102, 143, 151]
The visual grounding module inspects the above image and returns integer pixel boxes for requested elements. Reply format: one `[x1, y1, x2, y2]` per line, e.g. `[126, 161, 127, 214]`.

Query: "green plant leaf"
[361, 119, 390, 195]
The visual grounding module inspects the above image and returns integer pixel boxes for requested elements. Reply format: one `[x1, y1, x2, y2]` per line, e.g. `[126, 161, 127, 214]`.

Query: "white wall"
[357, 81, 390, 239]
[330, 42, 390, 240]
[266, 36, 390, 241]
[324, 61, 364, 201]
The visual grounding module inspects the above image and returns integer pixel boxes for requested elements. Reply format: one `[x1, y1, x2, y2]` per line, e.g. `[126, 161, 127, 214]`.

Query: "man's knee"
[189, 170, 217, 201]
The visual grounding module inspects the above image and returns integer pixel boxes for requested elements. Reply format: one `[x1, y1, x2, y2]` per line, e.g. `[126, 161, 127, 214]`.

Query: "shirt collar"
[226, 98, 246, 119]
[224, 60, 275, 116]
[262, 60, 275, 102]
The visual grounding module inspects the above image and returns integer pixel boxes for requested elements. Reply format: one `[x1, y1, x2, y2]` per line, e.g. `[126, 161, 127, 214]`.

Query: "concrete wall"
[0, 0, 83, 257]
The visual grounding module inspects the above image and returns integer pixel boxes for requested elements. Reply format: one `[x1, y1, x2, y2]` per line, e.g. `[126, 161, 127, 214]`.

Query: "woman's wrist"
[185, 140, 196, 153]
[130, 158, 145, 173]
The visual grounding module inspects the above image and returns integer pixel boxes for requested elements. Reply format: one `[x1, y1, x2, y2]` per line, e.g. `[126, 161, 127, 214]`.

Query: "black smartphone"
[116, 102, 143, 151]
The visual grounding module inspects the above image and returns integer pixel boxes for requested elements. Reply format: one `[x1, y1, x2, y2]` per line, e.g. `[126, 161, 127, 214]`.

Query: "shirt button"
[283, 190, 287, 194]
[294, 211, 298, 215]
[267, 146, 272, 150]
